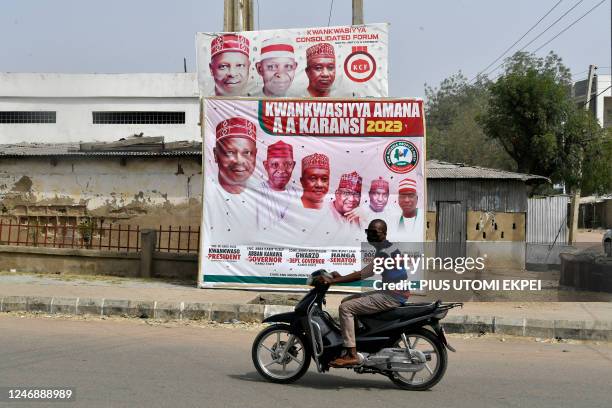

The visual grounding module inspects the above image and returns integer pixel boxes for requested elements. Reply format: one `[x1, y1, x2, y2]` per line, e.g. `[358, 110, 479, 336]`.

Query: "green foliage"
[77, 218, 95, 247]
[478, 51, 611, 195]
[478, 52, 571, 175]
[425, 72, 516, 170]
[558, 109, 612, 195]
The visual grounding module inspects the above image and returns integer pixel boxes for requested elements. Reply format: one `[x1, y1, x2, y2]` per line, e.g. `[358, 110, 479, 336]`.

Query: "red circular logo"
[344, 51, 377, 83]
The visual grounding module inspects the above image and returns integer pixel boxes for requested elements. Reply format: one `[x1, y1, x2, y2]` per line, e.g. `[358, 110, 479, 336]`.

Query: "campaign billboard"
[199, 98, 426, 289]
[196, 23, 388, 98]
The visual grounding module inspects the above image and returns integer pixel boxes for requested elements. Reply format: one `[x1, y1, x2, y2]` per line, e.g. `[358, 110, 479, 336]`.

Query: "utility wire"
[327, 0, 334, 27]
[471, 0, 564, 81]
[582, 85, 612, 107]
[483, 0, 586, 78]
[534, 0, 607, 52]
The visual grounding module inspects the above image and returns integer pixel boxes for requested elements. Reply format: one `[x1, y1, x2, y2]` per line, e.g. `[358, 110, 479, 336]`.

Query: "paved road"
[1, 315, 611, 408]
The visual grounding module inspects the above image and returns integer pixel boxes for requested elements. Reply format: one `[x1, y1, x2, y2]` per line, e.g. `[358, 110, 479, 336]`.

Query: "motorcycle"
[252, 269, 463, 390]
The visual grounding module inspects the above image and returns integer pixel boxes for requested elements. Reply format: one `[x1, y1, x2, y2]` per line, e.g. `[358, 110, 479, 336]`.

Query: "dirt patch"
[248, 293, 304, 306]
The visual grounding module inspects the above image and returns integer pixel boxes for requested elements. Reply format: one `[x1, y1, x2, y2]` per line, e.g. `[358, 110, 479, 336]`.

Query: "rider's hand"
[316, 274, 334, 285]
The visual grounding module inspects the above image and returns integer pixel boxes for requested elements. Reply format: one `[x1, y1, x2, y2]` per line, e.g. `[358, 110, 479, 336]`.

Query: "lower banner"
[199, 97, 426, 289]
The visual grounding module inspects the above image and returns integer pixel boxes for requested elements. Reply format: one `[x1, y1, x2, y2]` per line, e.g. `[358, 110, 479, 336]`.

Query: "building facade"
[573, 73, 612, 129]
[0, 73, 200, 143]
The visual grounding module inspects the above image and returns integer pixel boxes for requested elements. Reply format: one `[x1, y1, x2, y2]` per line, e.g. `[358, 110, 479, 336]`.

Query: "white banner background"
[199, 98, 425, 288]
[196, 23, 388, 98]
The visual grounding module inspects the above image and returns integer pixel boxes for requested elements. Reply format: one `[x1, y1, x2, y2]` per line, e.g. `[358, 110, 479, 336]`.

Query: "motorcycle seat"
[367, 302, 438, 321]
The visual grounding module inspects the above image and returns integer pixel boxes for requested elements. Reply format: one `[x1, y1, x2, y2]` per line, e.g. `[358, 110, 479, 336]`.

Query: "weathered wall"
[0, 156, 202, 228]
[426, 211, 436, 241]
[426, 210, 526, 269]
[466, 211, 526, 241]
[0, 245, 141, 277]
[427, 179, 527, 212]
[0, 245, 197, 281]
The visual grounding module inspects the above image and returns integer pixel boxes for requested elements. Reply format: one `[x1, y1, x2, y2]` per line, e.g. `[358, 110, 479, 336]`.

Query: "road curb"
[1, 295, 610, 341]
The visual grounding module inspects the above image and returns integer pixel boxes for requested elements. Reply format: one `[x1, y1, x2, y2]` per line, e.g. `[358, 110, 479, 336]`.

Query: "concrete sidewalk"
[1, 272, 611, 341]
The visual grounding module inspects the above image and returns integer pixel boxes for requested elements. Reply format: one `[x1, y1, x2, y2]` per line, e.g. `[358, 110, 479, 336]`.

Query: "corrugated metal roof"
[0, 142, 201, 157]
[427, 160, 548, 182]
[0, 146, 549, 181]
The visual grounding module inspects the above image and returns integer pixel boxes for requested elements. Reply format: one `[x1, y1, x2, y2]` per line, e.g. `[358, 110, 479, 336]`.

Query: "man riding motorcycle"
[318, 219, 410, 367]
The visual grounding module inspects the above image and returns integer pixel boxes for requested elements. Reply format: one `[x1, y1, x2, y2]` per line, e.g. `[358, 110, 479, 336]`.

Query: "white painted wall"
[595, 74, 611, 127]
[0, 73, 200, 143]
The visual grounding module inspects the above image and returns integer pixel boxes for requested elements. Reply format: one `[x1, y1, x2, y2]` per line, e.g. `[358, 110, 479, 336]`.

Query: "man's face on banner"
[256, 57, 297, 97]
[300, 168, 330, 203]
[369, 188, 389, 212]
[306, 57, 336, 94]
[334, 188, 361, 215]
[213, 137, 257, 185]
[209, 52, 250, 96]
[399, 191, 418, 215]
[264, 157, 295, 191]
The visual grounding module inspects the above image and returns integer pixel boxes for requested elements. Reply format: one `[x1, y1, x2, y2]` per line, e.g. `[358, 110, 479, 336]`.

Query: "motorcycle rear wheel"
[388, 328, 448, 391]
[252, 324, 312, 384]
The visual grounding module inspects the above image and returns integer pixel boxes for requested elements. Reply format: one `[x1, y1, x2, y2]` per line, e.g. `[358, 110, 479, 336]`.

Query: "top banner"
[196, 23, 388, 98]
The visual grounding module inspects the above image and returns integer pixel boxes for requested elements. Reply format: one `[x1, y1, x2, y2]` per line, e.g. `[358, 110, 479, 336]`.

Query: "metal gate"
[436, 201, 466, 259]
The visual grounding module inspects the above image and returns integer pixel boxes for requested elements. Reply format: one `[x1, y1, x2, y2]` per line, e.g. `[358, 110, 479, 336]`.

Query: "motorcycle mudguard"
[431, 321, 456, 352]
[262, 312, 298, 324]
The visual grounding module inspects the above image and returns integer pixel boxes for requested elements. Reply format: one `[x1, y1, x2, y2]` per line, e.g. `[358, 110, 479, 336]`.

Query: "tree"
[479, 51, 612, 243]
[478, 51, 612, 194]
[425, 73, 515, 170]
[557, 107, 612, 196]
[478, 51, 572, 175]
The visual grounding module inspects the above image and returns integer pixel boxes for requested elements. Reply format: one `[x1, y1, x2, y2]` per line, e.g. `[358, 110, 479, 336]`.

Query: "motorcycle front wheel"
[388, 328, 448, 391]
[252, 324, 312, 384]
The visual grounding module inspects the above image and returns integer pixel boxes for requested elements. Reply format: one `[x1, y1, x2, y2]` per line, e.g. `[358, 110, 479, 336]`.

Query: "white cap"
[260, 38, 295, 59]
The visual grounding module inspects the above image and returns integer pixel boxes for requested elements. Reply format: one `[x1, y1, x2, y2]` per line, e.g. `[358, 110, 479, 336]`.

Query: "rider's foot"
[330, 347, 360, 367]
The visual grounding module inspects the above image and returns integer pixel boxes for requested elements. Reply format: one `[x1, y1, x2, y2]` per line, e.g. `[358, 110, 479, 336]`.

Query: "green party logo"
[383, 140, 419, 174]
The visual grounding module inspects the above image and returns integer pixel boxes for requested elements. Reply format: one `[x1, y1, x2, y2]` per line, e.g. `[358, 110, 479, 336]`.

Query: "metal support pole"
[352, 0, 364, 25]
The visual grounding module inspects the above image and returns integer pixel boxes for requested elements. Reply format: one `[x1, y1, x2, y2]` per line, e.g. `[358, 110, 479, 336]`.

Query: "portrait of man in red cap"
[300, 153, 330, 209]
[255, 38, 298, 97]
[368, 177, 390, 213]
[257, 140, 299, 229]
[209, 34, 251, 96]
[213, 117, 257, 194]
[305, 43, 336, 97]
[330, 171, 363, 226]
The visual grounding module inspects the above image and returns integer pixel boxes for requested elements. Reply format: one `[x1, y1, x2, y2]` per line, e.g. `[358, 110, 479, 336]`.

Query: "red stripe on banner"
[261, 44, 294, 54]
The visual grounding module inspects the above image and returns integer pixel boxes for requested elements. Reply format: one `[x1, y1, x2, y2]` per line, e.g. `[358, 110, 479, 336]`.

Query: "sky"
[1, 0, 610, 95]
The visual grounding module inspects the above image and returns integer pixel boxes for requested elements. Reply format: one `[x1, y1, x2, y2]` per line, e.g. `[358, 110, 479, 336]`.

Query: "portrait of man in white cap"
[255, 38, 298, 97]
[209, 34, 251, 96]
[392, 178, 424, 242]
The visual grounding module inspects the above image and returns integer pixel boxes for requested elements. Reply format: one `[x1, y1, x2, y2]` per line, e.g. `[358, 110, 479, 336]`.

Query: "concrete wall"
[0, 245, 197, 281]
[466, 241, 525, 270]
[0, 73, 200, 143]
[0, 156, 202, 228]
